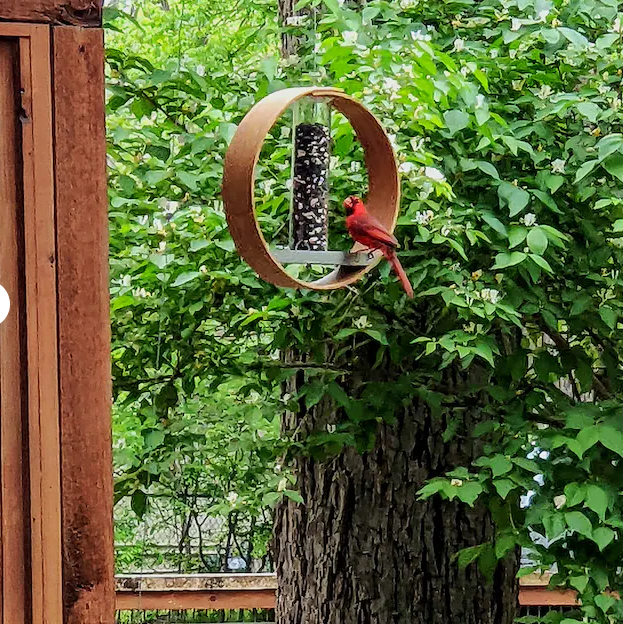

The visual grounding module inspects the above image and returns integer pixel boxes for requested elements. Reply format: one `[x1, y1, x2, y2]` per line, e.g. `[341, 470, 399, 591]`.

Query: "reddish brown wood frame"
[0, 3, 113, 624]
[113, 573, 580, 612]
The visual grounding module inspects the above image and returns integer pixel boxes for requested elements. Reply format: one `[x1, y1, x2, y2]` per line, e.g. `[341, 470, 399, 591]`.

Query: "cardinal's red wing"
[348, 214, 398, 248]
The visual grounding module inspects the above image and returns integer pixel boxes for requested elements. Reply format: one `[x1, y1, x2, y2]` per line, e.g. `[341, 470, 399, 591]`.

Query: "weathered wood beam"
[53, 25, 114, 624]
[113, 573, 580, 611]
[0, 0, 102, 26]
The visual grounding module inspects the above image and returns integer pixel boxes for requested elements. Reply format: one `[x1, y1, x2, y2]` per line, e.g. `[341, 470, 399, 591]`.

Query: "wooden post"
[0, 3, 113, 624]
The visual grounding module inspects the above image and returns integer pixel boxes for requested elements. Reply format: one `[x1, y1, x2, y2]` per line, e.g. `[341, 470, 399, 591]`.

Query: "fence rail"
[115, 573, 576, 611]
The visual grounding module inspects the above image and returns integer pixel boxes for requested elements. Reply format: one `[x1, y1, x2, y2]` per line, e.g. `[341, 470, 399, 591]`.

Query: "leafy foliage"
[107, 0, 623, 619]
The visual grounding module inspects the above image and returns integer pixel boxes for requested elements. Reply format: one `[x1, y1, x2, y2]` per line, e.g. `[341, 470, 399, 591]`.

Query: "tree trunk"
[274, 367, 519, 624]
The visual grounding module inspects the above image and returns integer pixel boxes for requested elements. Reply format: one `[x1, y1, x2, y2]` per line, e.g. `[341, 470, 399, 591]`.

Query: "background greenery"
[108, 1, 623, 621]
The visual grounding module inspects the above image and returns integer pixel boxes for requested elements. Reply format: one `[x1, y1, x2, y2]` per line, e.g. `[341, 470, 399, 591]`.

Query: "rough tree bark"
[274, 1, 519, 621]
[274, 363, 519, 624]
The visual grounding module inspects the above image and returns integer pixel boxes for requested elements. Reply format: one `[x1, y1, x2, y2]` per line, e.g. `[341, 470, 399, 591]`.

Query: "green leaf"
[565, 409, 594, 430]
[529, 254, 553, 274]
[576, 426, 600, 457]
[475, 161, 500, 180]
[490, 455, 512, 477]
[131, 490, 147, 518]
[304, 382, 325, 409]
[444, 110, 470, 136]
[509, 227, 527, 249]
[592, 527, 615, 551]
[455, 481, 483, 506]
[364, 329, 389, 345]
[565, 511, 593, 537]
[327, 382, 350, 408]
[172, 271, 201, 287]
[512, 457, 540, 473]
[144, 429, 165, 449]
[570, 293, 592, 316]
[576, 102, 601, 123]
[283, 490, 304, 504]
[526, 227, 548, 255]
[493, 479, 515, 499]
[498, 182, 530, 217]
[569, 575, 589, 593]
[585, 485, 608, 521]
[473, 342, 495, 366]
[595, 592, 616, 612]
[564, 483, 586, 507]
[599, 426, 623, 456]
[495, 534, 516, 559]
[493, 251, 527, 269]
[614, 219, 623, 232]
[456, 544, 486, 568]
[604, 154, 623, 182]
[559, 27, 589, 48]
[599, 306, 618, 330]
[574, 159, 599, 183]
[597, 133, 623, 160]
[481, 212, 508, 237]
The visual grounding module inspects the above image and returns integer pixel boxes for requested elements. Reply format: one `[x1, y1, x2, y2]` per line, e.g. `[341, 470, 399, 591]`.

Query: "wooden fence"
[115, 573, 577, 611]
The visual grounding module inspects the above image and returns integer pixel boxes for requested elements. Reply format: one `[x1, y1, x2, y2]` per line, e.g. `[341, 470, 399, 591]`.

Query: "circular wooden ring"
[222, 87, 400, 290]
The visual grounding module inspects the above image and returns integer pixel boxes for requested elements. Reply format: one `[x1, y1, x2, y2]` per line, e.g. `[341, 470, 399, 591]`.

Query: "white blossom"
[350, 161, 362, 173]
[418, 181, 433, 200]
[424, 166, 445, 181]
[450, 478, 463, 487]
[398, 161, 417, 174]
[160, 199, 179, 215]
[415, 210, 434, 226]
[388, 133, 399, 151]
[410, 29, 431, 42]
[612, 16, 623, 33]
[121, 274, 132, 287]
[400, 0, 418, 8]
[384, 77, 401, 93]
[196, 64, 206, 76]
[537, 9, 549, 22]
[353, 315, 369, 329]
[480, 288, 501, 304]
[261, 179, 275, 194]
[285, 15, 307, 26]
[226, 492, 239, 504]
[522, 212, 537, 227]
[342, 31, 358, 45]
[474, 94, 486, 109]
[554, 494, 567, 509]
[551, 159, 566, 174]
[453, 38, 465, 52]
[537, 84, 553, 99]
[158, 241, 167, 252]
[277, 478, 288, 492]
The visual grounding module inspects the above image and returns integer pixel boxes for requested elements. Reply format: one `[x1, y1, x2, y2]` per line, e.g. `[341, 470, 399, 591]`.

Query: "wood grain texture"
[0, 0, 101, 26]
[52, 26, 114, 624]
[19, 28, 64, 624]
[115, 590, 277, 612]
[0, 37, 28, 624]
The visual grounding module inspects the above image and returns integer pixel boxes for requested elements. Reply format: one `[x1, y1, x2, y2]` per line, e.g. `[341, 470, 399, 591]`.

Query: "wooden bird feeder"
[222, 87, 401, 291]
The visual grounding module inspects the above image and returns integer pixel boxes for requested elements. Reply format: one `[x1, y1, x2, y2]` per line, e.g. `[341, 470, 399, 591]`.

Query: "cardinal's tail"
[384, 248, 414, 298]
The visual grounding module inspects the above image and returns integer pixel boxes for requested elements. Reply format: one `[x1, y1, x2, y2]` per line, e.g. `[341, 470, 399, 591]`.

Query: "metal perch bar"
[271, 249, 377, 266]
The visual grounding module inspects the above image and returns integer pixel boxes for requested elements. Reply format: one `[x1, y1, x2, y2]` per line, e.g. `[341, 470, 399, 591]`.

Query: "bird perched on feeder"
[343, 196, 414, 298]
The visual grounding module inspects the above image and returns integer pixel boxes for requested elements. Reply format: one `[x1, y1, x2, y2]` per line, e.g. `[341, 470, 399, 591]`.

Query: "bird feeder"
[222, 87, 400, 291]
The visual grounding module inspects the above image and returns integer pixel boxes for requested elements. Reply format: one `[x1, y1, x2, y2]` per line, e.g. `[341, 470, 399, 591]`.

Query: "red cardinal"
[344, 196, 414, 298]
